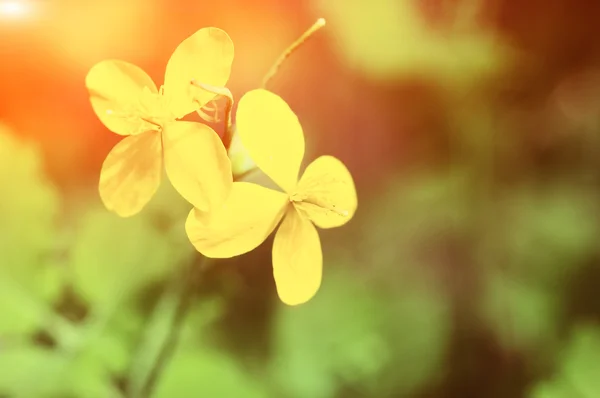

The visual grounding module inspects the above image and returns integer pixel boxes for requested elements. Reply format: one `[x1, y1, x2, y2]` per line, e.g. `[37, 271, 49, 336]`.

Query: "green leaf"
[67, 353, 124, 398]
[0, 345, 121, 398]
[560, 325, 600, 397]
[528, 324, 600, 398]
[529, 380, 579, 398]
[82, 311, 138, 375]
[153, 347, 268, 398]
[0, 304, 142, 397]
[68, 203, 192, 310]
[0, 346, 63, 396]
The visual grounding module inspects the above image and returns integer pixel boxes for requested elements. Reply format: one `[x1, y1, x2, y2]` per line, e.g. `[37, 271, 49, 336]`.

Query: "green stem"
[131, 21, 331, 396]
[132, 256, 212, 398]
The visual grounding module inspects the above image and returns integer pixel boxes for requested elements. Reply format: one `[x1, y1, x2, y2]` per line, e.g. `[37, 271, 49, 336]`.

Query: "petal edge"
[162, 121, 232, 211]
[237, 89, 305, 193]
[185, 182, 288, 258]
[294, 155, 358, 229]
[163, 27, 234, 119]
[86, 60, 157, 136]
[99, 131, 162, 217]
[272, 207, 322, 305]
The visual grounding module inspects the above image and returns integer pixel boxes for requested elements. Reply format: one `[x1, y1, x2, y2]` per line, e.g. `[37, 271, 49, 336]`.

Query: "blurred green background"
[1, 0, 600, 396]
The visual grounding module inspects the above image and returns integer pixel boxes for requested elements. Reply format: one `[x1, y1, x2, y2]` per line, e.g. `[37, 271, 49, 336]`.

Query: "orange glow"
[0, 0, 330, 184]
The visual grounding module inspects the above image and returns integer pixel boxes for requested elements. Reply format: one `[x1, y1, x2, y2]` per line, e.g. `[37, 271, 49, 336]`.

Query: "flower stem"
[135, 22, 330, 393]
[261, 18, 326, 89]
[131, 255, 212, 398]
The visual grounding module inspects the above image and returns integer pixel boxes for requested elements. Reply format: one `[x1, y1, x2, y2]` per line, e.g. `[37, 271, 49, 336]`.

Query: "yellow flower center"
[137, 85, 176, 129]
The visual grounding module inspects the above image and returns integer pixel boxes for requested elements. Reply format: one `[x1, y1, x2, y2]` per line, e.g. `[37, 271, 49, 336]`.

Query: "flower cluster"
[85, 26, 357, 305]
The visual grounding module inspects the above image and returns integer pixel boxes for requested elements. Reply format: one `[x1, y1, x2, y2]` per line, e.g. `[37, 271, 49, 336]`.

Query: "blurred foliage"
[529, 324, 600, 398]
[2, 0, 600, 396]
[0, 124, 62, 336]
[270, 266, 450, 398]
[313, 0, 510, 86]
[501, 184, 599, 284]
[153, 301, 269, 398]
[69, 205, 188, 310]
[481, 270, 561, 352]
[0, 123, 200, 397]
[481, 183, 600, 353]
[0, 125, 453, 397]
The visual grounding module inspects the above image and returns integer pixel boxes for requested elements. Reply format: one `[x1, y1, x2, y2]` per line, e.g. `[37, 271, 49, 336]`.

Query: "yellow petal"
[185, 182, 288, 258]
[86, 60, 158, 135]
[293, 155, 358, 229]
[99, 131, 162, 217]
[236, 89, 305, 193]
[162, 121, 232, 211]
[163, 27, 234, 119]
[272, 207, 322, 305]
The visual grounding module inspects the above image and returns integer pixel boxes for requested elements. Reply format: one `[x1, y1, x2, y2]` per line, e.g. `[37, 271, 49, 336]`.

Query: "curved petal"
[236, 89, 305, 193]
[272, 207, 322, 306]
[185, 182, 288, 258]
[162, 121, 232, 211]
[86, 60, 158, 135]
[99, 131, 162, 217]
[163, 27, 234, 119]
[294, 155, 358, 229]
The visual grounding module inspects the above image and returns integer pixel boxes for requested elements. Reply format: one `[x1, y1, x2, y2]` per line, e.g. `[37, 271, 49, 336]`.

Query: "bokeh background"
[2, 0, 600, 397]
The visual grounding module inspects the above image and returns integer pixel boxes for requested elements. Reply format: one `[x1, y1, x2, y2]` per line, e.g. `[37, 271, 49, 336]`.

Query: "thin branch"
[133, 256, 212, 398]
[132, 21, 330, 395]
[261, 18, 326, 89]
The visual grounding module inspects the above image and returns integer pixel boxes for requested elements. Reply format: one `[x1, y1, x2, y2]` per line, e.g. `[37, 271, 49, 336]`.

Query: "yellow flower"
[86, 27, 235, 217]
[185, 89, 358, 305]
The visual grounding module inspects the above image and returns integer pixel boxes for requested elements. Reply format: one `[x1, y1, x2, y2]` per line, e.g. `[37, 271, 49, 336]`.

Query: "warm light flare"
[0, 0, 29, 18]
